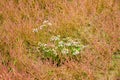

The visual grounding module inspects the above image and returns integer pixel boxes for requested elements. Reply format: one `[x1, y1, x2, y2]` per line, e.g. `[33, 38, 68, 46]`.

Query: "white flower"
[39, 24, 46, 30]
[73, 49, 80, 55]
[50, 35, 60, 41]
[58, 41, 64, 47]
[43, 20, 52, 26]
[48, 22, 52, 26]
[43, 20, 49, 24]
[61, 48, 69, 54]
[32, 28, 38, 33]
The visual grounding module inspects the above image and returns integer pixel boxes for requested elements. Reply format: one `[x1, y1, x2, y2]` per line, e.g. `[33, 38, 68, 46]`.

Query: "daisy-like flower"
[61, 48, 69, 54]
[32, 28, 38, 33]
[58, 41, 64, 47]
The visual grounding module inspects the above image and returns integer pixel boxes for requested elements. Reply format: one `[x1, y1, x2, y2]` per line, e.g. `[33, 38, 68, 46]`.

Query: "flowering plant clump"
[33, 35, 87, 65]
[32, 20, 52, 33]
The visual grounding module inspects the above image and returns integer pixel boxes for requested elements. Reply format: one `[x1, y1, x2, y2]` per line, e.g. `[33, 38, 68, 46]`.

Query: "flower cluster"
[32, 20, 52, 33]
[37, 35, 86, 56]
[50, 35, 60, 41]
[28, 35, 87, 65]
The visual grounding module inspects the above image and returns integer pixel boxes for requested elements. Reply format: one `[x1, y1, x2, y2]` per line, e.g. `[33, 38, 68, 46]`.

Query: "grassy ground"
[0, 0, 120, 80]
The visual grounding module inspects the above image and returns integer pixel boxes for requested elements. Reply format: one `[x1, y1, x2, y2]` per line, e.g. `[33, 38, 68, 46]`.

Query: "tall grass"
[0, 0, 120, 80]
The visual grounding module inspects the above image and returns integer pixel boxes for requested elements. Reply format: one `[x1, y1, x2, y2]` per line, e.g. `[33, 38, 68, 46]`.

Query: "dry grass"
[0, 0, 120, 80]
